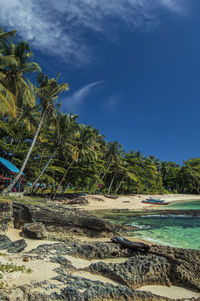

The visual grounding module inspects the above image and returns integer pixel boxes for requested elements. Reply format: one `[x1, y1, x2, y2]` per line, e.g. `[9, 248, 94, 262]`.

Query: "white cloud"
[0, 0, 186, 64]
[62, 81, 104, 112]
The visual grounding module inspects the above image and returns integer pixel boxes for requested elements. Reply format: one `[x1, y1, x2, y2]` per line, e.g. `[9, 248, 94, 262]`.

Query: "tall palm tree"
[52, 124, 97, 198]
[114, 160, 137, 194]
[100, 141, 123, 182]
[26, 112, 79, 194]
[1, 73, 69, 195]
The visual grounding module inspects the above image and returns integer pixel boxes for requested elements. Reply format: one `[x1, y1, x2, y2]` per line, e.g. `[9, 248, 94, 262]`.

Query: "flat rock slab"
[22, 222, 47, 239]
[7, 239, 27, 253]
[0, 234, 12, 249]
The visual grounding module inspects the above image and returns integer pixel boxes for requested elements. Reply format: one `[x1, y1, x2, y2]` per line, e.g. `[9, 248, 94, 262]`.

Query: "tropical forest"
[0, 28, 200, 197]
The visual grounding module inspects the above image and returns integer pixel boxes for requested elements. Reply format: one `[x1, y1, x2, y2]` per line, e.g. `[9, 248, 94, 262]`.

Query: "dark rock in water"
[13, 201, 121, 235]
[0, 200, 13, 230]
[0, 234, 12, 249]
[22, 222, 47, 239]
[7, 239, 27, 253]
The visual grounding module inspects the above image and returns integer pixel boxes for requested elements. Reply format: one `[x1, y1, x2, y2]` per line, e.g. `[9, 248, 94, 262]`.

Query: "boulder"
[22, 222, 47, 239]
[7, 239, 27, 253]
[0, 234, 12, 249]
[0, 199, 13, 230]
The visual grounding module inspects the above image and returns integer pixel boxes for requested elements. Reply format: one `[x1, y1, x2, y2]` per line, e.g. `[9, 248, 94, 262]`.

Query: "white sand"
[3, 228, 58, 252]
[0, 209, 200, 299]
[138, 285, 200, 300]
[73, 194, 200, 211]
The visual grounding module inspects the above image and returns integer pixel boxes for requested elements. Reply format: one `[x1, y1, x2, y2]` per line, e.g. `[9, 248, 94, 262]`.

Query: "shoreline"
[0, 196, 199, 300]
[72, 193, 200, 211]
[0, 228, 200, 300]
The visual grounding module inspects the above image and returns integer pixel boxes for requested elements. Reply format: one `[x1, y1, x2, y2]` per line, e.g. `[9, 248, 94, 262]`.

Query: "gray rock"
[7, 239, 27, 253]
[0, 200, 13, 230]
[13, 201, 122, 235]
[88, 255, 172, 288]
[55, 272, 172, 301]
[22, 222, 47, 239]
[0, 234, 12, 249]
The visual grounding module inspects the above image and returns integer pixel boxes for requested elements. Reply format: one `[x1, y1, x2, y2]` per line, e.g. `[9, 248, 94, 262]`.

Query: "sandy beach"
[0, 227, 199, 300]
[0, 195, 200, 300]
[72, 193, 200, 211]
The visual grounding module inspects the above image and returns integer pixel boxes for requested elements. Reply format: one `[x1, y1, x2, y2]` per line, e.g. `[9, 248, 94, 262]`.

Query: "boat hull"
[141, 200, 169, 205]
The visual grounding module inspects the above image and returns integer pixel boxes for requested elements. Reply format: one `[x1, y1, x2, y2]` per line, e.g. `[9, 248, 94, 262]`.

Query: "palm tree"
[26, 112, 79, 194]
[114, 159, 137, 194]
[0, 29, 18, 118]
[100, 141, 123, 182]
[52, 124, 98, 198]
[0, 41, 40, 109]
[1, 73, 69, 195]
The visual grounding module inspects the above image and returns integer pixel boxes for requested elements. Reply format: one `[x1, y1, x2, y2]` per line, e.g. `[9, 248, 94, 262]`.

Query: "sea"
[116, 200, 200, 250]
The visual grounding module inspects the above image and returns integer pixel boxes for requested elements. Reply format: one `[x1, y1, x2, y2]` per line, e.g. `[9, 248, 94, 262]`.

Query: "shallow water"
[167, 199, 200, 210]
[115, 200, 200, 250]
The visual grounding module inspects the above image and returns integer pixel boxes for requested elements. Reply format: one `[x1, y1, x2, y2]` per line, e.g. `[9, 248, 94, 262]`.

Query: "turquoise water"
[167, 199, 200, 210]
[118, 200, 200, 250]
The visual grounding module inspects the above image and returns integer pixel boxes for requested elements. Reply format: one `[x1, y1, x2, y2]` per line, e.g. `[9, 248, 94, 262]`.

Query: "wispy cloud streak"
[62, 81, 104, 112]
[0, 0, 187, 64]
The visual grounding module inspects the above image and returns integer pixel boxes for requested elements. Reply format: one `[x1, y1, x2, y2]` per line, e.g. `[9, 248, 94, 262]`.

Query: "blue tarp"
[0, 157, 23, 174]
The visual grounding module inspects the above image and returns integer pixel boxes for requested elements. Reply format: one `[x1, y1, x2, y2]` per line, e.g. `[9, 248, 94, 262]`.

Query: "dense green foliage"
[0, 29, 200, 195]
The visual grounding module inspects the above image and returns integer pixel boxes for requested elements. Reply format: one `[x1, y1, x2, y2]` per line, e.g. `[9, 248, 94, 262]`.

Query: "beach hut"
[0, 157, 27, 192]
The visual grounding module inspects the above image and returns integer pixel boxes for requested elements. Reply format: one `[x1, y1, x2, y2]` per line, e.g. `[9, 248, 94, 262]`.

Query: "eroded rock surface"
[22, 222, 47, 239]
[0, 200, 13, 230]
[13, 201, 122, 237]
[27, 239, 200, 295]
[54, 271, 173, 301]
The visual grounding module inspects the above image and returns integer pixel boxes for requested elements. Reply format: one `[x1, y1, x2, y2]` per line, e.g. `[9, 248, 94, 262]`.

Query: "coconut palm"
[0, 41, 40, 109]
[99, 141, 123, 182]
[26, 112, 79, 194]
[1, 72, 69, 195]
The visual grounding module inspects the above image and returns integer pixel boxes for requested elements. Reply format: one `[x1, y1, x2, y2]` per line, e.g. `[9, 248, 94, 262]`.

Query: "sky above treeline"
[1, 0, 200, 164]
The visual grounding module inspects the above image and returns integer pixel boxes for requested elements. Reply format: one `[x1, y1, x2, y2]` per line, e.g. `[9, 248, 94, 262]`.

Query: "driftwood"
[111, 237, 151, 252]
[111, 236, 183, 265]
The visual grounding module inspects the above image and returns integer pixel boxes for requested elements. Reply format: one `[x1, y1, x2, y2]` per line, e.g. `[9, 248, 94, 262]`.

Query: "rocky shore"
[0, 197, 199, 300]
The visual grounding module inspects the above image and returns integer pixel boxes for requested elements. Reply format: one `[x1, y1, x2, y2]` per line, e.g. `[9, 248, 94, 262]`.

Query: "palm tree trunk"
[24, 148, 57, 195]
[108, 171, 117, 194]
[114, 175, 125, 194]
[1, 109, 46, 196]
[52, 160, 74, 199]
[100, 161, 112, 181]
[60, 179, 69, 198]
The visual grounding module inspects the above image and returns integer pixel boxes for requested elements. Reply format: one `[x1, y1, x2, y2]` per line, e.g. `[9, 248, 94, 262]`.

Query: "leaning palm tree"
[52, 124, 98, 198]
[1, 72, 69, 195]
[99, 141, 123, 182]
[25, 112, 79, 194]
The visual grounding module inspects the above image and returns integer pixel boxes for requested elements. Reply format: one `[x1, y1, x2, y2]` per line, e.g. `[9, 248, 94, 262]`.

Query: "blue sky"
[1, 0, 200, 164]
